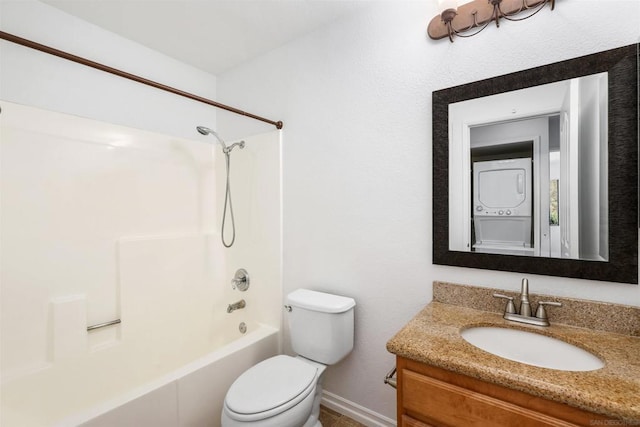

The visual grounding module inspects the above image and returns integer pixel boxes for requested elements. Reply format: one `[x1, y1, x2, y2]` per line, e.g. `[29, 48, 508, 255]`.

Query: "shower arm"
[0, 31, 284, 130]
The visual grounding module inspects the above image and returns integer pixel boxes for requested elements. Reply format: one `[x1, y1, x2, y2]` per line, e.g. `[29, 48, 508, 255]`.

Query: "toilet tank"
[286, 289, 356, 365]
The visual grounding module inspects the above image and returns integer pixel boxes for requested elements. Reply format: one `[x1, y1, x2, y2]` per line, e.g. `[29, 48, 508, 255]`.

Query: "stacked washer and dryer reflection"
[472, 157, 534, 256]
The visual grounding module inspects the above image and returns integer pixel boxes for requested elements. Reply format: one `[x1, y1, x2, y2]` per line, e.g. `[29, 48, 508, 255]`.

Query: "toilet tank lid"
[286, 289, 356, 313]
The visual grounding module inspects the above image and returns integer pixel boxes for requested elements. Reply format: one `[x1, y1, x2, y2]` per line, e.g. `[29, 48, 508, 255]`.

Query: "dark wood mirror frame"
[433, 44, 639, 284]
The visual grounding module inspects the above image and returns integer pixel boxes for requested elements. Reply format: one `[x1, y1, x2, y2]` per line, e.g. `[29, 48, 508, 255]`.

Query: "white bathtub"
[1, 322, 280, 427]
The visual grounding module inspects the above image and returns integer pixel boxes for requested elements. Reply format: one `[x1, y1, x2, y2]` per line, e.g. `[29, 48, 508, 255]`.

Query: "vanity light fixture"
[429, 0, 555, 42]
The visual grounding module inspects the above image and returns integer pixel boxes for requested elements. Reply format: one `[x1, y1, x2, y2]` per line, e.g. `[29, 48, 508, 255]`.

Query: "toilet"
[221, 289, 356, 427]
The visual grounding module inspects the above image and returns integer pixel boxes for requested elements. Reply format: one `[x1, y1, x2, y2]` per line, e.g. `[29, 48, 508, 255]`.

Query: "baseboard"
[321, 390, 396, 427]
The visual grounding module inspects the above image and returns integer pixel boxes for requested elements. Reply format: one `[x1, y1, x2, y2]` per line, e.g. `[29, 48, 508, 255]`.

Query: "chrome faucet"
[493, 278, 562, 327]
[519, 278, 532, 317]
[227, 299, 246, 313]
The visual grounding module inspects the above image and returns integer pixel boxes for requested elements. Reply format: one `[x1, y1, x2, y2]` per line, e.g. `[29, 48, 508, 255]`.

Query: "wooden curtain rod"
[0, 31, 283, 130]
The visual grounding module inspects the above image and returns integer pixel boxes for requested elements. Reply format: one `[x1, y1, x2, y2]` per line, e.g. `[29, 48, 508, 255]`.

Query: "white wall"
[0, 0, 217, 139]
[217, 1, 640, 421]
[577, 74, 608, 260]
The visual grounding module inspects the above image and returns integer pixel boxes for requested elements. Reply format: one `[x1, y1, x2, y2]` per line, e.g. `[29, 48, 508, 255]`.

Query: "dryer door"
[473, 158, 532, 216]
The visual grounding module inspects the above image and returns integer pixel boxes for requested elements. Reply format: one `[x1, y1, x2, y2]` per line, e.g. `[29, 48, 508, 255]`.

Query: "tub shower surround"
[0, 102, 282, 426]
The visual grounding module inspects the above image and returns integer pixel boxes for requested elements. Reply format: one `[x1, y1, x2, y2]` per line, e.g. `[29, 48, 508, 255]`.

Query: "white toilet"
[221, 289, 356, 427]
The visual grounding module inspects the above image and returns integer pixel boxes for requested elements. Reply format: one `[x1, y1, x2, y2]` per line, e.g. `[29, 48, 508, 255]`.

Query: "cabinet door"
[403, 370, 576, 427]
[401, 414, 434, 427]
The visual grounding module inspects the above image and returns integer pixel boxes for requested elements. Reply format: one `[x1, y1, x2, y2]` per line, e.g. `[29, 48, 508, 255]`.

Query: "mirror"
[433, 44, 638, 284]
[449, 73, 609, 261]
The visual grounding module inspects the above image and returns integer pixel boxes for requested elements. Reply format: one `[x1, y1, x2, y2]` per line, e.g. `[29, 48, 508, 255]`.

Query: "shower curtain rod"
[0, 31, 283, 130]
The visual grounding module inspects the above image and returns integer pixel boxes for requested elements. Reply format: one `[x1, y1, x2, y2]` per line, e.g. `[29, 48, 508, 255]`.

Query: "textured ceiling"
[42, 0, 373, 75]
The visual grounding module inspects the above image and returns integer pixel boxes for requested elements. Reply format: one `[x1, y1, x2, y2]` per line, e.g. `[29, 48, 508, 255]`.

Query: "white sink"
[461, 327, 604, 371]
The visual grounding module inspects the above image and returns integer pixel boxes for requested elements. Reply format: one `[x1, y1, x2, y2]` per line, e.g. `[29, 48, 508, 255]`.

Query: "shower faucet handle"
[231, 268, 250, 292]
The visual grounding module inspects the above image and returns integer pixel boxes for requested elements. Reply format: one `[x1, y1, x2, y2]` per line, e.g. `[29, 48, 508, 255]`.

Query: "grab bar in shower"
[87, 319, 121, 332]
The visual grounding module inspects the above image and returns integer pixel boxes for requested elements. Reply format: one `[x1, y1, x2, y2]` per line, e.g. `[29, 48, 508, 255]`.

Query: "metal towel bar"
[87, 319, 121, 331]
[384, 366, 397, 389]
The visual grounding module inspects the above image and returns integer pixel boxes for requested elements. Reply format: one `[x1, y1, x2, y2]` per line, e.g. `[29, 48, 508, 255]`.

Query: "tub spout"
[227, 299, 246, 313]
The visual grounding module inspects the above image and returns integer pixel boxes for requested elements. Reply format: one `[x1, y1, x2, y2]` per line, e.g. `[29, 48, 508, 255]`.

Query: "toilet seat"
[224, 355, 318, 422]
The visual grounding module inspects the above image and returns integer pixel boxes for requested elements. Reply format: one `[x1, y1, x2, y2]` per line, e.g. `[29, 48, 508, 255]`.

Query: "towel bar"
[87, 319, 121, 331]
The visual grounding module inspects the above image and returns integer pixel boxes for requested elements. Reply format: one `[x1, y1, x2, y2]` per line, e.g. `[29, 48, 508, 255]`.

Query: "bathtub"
[1, 322, 280, 427]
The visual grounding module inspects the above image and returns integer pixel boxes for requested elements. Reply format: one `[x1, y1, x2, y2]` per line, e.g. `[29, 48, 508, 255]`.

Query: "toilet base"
[302, 417, 321, 427]
[301, 379, 323, 427]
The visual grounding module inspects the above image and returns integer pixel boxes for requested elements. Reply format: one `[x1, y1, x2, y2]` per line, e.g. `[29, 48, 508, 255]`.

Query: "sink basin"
[461, 327, 604, 371]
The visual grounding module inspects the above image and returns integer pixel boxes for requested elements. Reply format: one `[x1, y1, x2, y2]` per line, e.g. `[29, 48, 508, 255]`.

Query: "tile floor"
[319, 405, 367, 427]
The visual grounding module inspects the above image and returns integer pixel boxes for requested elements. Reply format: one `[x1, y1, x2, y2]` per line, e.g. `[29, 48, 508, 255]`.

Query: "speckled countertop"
[386, 282, 640, 423]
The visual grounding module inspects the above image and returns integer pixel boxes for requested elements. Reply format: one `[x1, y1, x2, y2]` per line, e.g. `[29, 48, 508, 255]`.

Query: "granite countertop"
[386, 283, 640, 423]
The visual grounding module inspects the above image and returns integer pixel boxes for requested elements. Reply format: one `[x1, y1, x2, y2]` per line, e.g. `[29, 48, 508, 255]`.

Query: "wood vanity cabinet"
[395, 356, 615, 427]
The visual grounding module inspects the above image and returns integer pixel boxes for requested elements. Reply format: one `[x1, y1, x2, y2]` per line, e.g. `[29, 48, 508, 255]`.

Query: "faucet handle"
[493, 293, 517, 314]
[535, 301, 562, 320]
[231, 268, 250, 292]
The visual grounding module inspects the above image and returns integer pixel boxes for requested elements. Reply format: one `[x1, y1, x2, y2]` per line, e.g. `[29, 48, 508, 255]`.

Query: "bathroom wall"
[0, 1, 216, 139]
[216, 0, 640, 422]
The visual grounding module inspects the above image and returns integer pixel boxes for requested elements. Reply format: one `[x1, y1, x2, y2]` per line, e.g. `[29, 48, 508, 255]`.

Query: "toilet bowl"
[221, 289, 356, 427]
[221, 355, 326, 427]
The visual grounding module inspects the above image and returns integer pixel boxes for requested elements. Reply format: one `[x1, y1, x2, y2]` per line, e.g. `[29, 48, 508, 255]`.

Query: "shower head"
[196, 126, 215, 136]
[196, 125, 245, 154]
[196, 125, 228, 151]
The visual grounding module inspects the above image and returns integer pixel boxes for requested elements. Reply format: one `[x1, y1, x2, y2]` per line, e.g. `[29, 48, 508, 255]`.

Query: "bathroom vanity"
[395, 356, 611, 426]
[386, 282, 640, 427]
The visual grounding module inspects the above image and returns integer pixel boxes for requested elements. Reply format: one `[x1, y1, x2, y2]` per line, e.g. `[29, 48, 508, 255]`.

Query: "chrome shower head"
[196, 126, 215, 136]
[196, 125, 227, 151]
